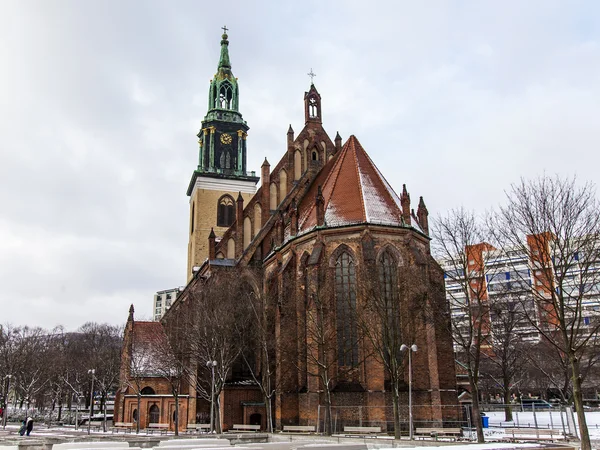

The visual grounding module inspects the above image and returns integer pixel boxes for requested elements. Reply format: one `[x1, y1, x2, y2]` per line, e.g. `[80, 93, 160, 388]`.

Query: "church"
[115, 29, 458, 434]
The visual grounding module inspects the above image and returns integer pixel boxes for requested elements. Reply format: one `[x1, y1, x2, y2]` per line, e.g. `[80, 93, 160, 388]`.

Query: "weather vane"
[222, 25, 228, 34]
[307, 68, 316, 84]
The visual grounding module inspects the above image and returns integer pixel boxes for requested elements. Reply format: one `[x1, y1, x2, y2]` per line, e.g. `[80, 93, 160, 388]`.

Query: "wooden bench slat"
[415, 427, 462, 441]
[283, 425, 315, 432]
[343, 426, 382, 434]
[231, 424, 260, 432]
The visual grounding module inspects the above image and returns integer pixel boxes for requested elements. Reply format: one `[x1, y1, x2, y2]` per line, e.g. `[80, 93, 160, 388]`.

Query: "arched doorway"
[149, 404, 160, 424]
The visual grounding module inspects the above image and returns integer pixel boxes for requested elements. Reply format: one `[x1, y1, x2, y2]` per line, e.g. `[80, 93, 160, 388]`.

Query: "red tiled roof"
[131, 322, 167, 352]
[298, 135, 405, 230]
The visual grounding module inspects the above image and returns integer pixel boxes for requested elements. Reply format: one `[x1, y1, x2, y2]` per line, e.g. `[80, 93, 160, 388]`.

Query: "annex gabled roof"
[297, 135, 406, 231]
[130, 321, 169, 377]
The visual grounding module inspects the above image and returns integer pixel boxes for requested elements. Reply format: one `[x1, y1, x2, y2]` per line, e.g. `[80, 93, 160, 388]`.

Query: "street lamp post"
[400, 344, 417, 440]
[87, 369, 95, 435]
[206, 360, 217, 433]
[2, 374, 12, 430]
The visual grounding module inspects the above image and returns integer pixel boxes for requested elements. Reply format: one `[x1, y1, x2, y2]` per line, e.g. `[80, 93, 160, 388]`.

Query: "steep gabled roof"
[130, 321, 169, 377]
[298, 135, 406, 231]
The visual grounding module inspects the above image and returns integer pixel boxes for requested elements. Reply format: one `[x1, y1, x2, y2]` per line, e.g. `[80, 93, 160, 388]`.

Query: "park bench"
[343, 426, 382, 435]
[88, 420, 104, 431]
[186, 423, 211, 433]
[111, 422, 134, 433]
[282, 425, 316, 433]
[415, 427, 462, 441]
[147, 422, 169, 434]
[231, 424, 260, 432]
[503, 427, 561, 442]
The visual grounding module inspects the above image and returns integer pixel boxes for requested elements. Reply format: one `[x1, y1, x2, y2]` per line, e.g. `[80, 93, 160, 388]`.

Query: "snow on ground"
[484, 409, 600, 439]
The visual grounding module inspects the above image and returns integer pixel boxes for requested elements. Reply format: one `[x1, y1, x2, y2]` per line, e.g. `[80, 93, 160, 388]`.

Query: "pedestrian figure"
[18, 419, 26, 436]
[26, 417, 33, 436]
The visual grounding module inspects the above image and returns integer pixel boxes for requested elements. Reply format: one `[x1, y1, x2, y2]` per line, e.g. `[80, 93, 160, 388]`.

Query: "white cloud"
[1, 0, 599, 329]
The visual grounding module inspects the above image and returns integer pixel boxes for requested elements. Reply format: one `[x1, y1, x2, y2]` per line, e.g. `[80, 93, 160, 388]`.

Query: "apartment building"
[152, 287, 182, 321]
[441, 233, 600, 346]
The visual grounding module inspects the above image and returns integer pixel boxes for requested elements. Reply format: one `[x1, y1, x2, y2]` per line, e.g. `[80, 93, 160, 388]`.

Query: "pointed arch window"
[379, 250, 400, 362]
[148, 404, 160, 424]
[335, 251, 358, 366]
[217, 195, 235, 227]
[219, 82, 233, 109]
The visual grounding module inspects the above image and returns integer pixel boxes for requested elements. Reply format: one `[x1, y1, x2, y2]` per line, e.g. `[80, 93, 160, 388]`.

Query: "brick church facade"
[115, 30, 458, 433]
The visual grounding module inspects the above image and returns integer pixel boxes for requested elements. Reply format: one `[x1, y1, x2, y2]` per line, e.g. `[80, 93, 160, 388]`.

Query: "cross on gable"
[307, 68, 316, 84]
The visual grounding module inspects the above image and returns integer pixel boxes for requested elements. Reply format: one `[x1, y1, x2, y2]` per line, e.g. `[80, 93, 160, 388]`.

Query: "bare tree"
[493, 175, 600, 450]
[238, 275, 277, 433]
[124, 321, 165, 434]
[357, 259, 428, 439]
[147, 323, 186, 436]
[432, 208, 500, 443]
[182, 270, 252, 433]
[484, 288, 532, 420]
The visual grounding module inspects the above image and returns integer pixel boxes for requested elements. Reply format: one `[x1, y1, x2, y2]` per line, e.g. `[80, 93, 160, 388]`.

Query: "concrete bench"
[343, 426, 382, 434]
[415, 427, 462, 441]
[53, 443, 130, 450]
[157, 439, 231, 447]
[88, 420, 104, 431]
[302, 445, 367, 450]
[111, 422, 135, 433]
[186, 423, 211, 433]
[282, 425, 316, 433]
[231, 424, 260, 432]
[147, 422, 170, 434]
[66, 447, 138, 450]
[503, 428, 561, 441]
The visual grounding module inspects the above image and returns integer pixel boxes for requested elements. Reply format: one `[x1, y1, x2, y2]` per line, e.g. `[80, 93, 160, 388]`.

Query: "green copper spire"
[218, 27, 231, 69]
[206, 27, 240, 115]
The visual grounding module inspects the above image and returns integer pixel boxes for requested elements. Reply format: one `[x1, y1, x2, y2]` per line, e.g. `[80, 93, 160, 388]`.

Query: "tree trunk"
[215, 395, 222, 433]
[136, 395, 141, 434]
[392, 386, 401, 439]
[471, 382, 485, 443]
[174, 392, 179, 436]
[503, 387, 512, 422]
[264, 395, 273, 433]
[321, 376, 333, 435]
[570, 355, 590, 450]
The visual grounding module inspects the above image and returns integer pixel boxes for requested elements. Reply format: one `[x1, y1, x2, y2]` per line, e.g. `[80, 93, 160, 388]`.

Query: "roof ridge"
[360, 145, 404, 224]
[299, 141, 346, 227]
[350, 136, 367, 222]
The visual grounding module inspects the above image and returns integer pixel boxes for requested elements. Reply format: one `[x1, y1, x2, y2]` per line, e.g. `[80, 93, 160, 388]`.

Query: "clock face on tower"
[220, 133, 232, 144]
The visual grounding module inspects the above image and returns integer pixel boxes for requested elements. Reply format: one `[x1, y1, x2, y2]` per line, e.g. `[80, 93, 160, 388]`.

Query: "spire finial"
[218, 27, 231, 69]
[307, 68, 316, 85]
[221, 25, 228, 35]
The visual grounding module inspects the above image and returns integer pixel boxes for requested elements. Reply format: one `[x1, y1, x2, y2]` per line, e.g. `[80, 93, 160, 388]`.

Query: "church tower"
[186, 28, 259, 281]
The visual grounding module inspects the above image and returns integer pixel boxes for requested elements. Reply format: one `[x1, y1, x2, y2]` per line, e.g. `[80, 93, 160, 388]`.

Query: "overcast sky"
[1, 1, 599, 330]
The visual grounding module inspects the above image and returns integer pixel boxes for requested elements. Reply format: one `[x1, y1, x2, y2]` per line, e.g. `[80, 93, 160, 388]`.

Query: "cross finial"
[307, 68, 316, 84]
[221, 25, 228, 34]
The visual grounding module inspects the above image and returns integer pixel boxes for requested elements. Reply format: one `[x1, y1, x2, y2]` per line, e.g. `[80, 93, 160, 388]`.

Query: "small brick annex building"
[115, 30, 458, 433]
